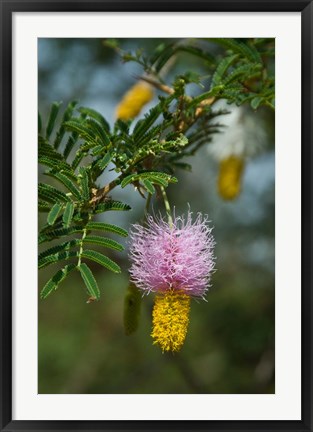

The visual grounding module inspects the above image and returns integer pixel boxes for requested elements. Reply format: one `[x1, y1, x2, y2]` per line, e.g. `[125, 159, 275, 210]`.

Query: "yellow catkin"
[116, 82, 154, 120]
[151, 290, 191, 353]
[218, 156, 245, 200]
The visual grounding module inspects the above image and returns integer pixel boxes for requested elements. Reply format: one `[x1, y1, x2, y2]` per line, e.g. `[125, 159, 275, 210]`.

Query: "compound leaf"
[86, 222, 128, 237]
[78, 263, 100, 300]
[142, 179, 155, 194]
[38, 225, 83, 244]
[39, 239, 80, 262]
[83, 235, 124, 251]
[38, 183, 70, 204]
[63, 202, 74, 228]
[78, 107, 110, 133]
[211, 54, 238, 87]
[38, 250, 78, 269]
[47, 203, 62, 225]
[40, 264, 76, 299]
[93, 201, 131, 214]
[81, 250, 121, 273]
[79, 167, 90, 201]
[46, 101, 62, 139]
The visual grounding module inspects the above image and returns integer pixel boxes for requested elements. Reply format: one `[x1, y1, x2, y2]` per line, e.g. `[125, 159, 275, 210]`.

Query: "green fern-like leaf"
[211, 54, 239, 87]
[39, 183, 70, 204]
[78, 107, 110, 133]
[148, 175, 169, 187]
[81, 250, 121, 273]
[40, 264, 76, 299]
[93, 201, 131, 214]
[175, 45, 215, 64]
[46, 101, 62, 139]
[78, 263, 100, 300]
[39, 225, 83, 244]
[39, 250, 79, 269]
[39, 155, 72, 172]
[132, 124, 162, 147]
[39, 139, 65, 161]
[39, 200, 51, 212]
[133, 105, 162, 143]
[142, 179, 155, 194]
[46, 172, 81, 199]
[86, 222, 128, 237]
[94, 152, 112, 171]
[212, 38, 262, 63]
[91, 145, 105, 156]
[85, 118, 111, 147]
[64, 119, 98, 146]
[121, 171, 177, 188]
[223, 63, 262, 85]
[79, 167, 90, 201]
[71, 151, 86, 171]
[54, 100, 78, 149]
[47, 203, 63, 225]
[83, 235, 124, 251]
[152, 42, 177, 72]
[39, 239, 80, 261]
[63, 133, 79, 160]
[114, 119, 131, 136]
[250, 96, 263, 110]
[63, 202, 74, 228]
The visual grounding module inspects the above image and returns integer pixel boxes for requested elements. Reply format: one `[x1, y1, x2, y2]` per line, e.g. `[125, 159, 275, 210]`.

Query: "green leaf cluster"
[114, 38, 274, 110]
[39, 37, 274, 302]
[39, 102, 131, 301]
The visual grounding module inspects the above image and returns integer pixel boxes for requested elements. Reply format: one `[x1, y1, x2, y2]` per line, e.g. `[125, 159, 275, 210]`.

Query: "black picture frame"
[1, 1, 312, 431]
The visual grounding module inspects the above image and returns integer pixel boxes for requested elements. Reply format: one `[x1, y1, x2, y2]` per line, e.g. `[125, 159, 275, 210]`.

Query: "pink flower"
[129, 211, 215, 298]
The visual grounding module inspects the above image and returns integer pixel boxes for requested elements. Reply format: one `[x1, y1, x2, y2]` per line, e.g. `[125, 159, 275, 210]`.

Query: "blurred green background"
[38, 39, 275, 394]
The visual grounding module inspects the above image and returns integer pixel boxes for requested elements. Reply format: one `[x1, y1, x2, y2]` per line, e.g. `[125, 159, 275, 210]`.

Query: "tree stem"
[144, 192, 152, 218]
[160, 185, 173, 227]
[89, 178, 119, 205]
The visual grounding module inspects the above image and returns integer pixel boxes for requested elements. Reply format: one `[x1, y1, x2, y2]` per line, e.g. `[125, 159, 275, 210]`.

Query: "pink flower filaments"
[129, 211, 215, 352]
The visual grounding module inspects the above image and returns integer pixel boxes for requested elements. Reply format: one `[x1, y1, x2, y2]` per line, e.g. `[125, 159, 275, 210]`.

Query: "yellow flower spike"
[116, 81, 154, 120]
[218, 155, 245, 200]
[151, 290, 191, 353]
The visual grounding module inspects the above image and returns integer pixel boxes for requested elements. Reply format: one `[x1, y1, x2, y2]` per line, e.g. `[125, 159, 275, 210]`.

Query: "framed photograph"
[1, 0, 312, 431]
